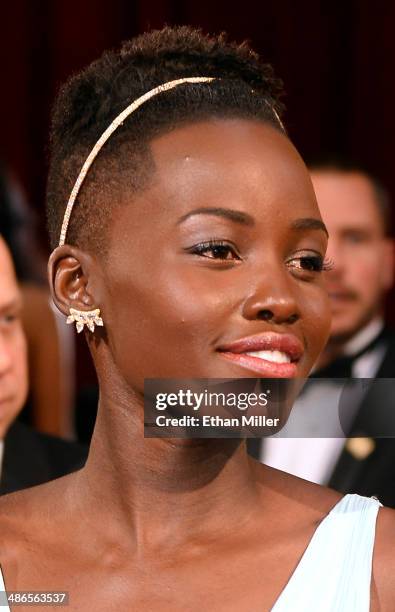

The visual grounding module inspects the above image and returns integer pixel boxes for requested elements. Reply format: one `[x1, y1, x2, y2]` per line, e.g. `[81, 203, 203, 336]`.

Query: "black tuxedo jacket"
[248, 328, 395, 508]
[328, 329, 395, 507]
[0, 421, 88, 495]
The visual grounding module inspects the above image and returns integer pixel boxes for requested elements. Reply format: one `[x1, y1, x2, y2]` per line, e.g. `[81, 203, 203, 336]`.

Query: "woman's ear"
[48, 245, 97, 316]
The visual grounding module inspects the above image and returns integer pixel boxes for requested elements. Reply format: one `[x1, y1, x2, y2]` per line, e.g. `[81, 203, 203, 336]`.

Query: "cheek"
[302, 285, 331, 361]
[343, 248, 384, 288]
[157, 268, 237, 330]
[13, 332, 28, 397]
[111, 268, 229, 334]
[105, 266, 234, 379]
[1, 330, 29, 421]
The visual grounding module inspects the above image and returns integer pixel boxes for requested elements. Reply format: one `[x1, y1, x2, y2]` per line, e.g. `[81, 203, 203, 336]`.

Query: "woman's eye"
[287, 255, 333, 273]
[0, 314, 18, 329]
[188, 241, 241, 261]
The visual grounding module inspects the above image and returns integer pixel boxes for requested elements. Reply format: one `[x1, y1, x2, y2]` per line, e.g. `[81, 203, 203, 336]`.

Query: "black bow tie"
[311, 327, 386, 379]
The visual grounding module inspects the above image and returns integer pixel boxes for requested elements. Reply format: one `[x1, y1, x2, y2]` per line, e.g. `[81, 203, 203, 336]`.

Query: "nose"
[241, 264, 300, 325]
[0, 335, 12, 377]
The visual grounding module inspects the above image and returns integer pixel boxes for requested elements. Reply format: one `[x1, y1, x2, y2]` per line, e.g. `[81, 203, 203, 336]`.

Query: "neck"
[79, 387, 260, 552]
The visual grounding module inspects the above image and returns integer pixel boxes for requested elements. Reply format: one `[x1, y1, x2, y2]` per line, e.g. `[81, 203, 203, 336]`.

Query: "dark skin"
[0, 119, 394, 611]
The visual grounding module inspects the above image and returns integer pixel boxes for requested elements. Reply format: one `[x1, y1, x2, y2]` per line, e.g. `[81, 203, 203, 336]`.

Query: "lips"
[217, 332, 304, 378]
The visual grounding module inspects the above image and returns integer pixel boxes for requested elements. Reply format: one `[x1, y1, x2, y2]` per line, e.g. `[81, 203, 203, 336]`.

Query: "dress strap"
[272, 494, 382, 611]
[0, 565, 10, 611]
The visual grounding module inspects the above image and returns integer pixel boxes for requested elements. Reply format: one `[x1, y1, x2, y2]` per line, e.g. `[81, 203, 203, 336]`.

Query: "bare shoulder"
[372, 504, 395, 608]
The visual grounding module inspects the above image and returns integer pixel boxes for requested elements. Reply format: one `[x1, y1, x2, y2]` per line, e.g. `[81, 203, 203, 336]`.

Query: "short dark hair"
[308, 155, 392, 236]
[46, 26, 285, 253]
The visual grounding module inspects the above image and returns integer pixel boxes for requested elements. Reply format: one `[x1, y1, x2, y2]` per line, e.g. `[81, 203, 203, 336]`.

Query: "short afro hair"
[46, 26, 285, 253]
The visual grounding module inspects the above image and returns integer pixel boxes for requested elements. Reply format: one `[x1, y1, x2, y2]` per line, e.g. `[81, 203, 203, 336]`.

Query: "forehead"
[154, 119, 314, 210]
[0, 240, 20, 307]
[310, 170, 382, 231]
[117, 119, 320, 229]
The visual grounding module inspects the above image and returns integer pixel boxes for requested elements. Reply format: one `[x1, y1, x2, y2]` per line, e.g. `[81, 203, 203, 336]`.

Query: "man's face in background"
[311, 170, 394, 344]
[0, 238, 28, 437]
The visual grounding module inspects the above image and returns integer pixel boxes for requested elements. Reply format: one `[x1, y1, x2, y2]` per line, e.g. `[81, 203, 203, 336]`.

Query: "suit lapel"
[329, 331, 395, 493]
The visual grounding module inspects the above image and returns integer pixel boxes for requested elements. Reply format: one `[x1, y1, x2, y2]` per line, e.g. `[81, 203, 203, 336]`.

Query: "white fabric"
[0, 494, 380, 612]
[263, 380, 349, 483]
[272, 494, 381, 611]
[0, 561, 9, 611]
[264, 436, 345, 485]
[352, 343, 386, 379]
[342, 317, 384, 357]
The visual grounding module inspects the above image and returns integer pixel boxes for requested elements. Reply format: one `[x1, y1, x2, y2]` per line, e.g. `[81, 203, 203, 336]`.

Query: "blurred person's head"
[309, 158, 393, 347]
[0, 163, 47, 285]
[0, 236, 28, 437]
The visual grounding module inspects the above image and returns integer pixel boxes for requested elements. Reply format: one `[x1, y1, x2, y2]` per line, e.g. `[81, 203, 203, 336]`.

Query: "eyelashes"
[186, 240, 240, 261]
[322, 257, 334, 272]
[187, 239, 333, 268]
[185, 239, 335, 278]
[287, 255, 334, 273]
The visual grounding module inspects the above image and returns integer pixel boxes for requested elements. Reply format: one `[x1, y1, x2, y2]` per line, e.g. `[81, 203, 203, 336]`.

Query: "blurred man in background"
[0, 236, 87, 494]
[0, 164, 75, 438]
[249, 160, 395, 506]
[310, 160, 394, 374]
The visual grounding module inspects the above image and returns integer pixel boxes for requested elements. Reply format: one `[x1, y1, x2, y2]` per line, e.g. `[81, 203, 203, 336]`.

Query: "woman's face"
[98, 119, 331, 392]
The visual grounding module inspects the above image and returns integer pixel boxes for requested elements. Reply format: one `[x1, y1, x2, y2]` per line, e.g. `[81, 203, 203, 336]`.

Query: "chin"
[329, 322, 364, 344]
[329, 306, 370, 340]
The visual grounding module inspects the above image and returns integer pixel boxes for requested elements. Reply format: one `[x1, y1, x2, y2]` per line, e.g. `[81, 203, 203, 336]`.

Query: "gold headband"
[58, 76, 284, 246]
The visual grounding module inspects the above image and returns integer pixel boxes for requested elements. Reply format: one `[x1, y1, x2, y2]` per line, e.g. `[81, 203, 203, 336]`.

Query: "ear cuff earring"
[67, 308, 104, 333]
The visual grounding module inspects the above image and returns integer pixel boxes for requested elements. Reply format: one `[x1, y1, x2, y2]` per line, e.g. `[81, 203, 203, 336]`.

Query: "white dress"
[272, 494, 381, 611]
[0, 493, 381, 611]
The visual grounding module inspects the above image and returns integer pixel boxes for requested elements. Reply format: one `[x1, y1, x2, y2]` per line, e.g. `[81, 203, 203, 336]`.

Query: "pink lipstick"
[217, 332, 304, 378]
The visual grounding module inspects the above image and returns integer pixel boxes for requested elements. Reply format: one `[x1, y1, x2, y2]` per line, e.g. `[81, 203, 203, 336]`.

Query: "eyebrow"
[291, 218, 329, 237]
[177, 207, 255, 226]
[177, 208, 328, 237]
